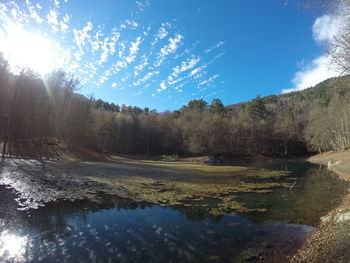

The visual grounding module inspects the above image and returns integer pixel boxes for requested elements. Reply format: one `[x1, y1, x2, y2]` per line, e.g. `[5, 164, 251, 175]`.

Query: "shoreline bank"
[292, 150, 350, 263]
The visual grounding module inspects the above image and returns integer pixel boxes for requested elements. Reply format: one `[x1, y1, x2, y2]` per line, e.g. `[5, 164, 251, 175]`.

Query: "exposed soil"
[0, 140, 108, 161]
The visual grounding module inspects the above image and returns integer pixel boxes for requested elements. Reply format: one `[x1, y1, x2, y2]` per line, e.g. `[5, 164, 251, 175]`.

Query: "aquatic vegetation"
[0, 158, 294, 215]
[86, 159, 293, 215]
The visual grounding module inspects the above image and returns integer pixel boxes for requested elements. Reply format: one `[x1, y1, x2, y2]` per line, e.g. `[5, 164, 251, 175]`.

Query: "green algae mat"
[82, 159, 293, 216]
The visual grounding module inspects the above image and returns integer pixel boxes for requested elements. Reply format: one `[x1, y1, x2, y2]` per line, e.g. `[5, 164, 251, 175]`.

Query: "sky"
[0, 0, 342, 111]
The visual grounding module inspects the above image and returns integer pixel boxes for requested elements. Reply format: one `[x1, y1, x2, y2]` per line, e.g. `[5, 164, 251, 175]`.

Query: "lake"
[0, 161, 348, 262]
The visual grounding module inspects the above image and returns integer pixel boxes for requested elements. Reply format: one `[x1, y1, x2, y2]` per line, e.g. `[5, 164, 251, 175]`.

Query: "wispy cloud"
[154, 34, 183, 67]
[26, 0, 44, 24]
[171, 56, 200, 78]
[47, 8, 59, 32]
[126, 36, 142, 63]
[133, 70, 159, 86]
[198, 74, 219, 87]
[136, 0, 151, 11]
[156, 26, 168, 40]
[204, 41, 225, 54]
[0, 0, 226, 104]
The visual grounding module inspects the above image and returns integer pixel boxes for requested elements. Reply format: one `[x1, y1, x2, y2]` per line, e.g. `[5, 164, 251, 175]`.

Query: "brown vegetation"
[2, 51, 350, 159]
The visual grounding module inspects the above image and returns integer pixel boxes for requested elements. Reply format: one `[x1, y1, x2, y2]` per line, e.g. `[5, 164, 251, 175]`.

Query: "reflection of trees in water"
[236, 163, 349, 226]
[0, 158, 225, 226]
[0, 181, 225, 234]
[1, 161, 348, 237]
[171, 204, 223, 223]
[0, 187, 154, 239]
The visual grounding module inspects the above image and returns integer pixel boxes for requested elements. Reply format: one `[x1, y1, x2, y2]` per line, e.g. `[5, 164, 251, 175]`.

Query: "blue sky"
[0, 0, 340, 111]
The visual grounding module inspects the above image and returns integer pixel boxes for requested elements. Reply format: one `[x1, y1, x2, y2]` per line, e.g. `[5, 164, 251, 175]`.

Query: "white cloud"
[60, 20, 69, 32]
[25, 0, 44, 24]
[125, 36, 142, 63]
[54, 0, 60, 9]
[151, 23, 172, 47]
[113, 60, 128, 73]
[30, 9, 44, 24]
[134, 55, 148, 76]
[173, 57, 200, 77]
[136, 0, 151, 11]
[125, 19, 138, 28]
[198, 74, 219, 86]
[0, 0, 226, 99]
[157, 27, 168, 40]
[99, 37, 110, 64]
[118, 42, 126, 59]
[47, 9, 59, 32]
[73, 21, 93, 48]
[157, 81, 167, 92]
[312, 14, 344, 44]
[204, 41, 225, 53]
[133, 71, 159, 86]
[286, 12, 346, 93]
[164, 56, 200, 88]
[47, 9, 58, 26]
[154, 34, 183, 67]
[283, 55, 338, 93]
[90, 31, 103, 52]
[130, 37, 142, 54]
[109, 28, 120, 54]
[190, 66, 204, 77]
[98, 75, 108, 84]
[63, 13, 70, 23]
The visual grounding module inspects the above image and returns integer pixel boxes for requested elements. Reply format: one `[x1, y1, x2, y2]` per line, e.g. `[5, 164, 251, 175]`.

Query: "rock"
[327, 161, 333, 168]
[320, 215, 333, 223]
[262, 242, 272, 248]
[335, 212, 350, 223]
[240, 248, 262, 261]
[327, 160, 342, 169]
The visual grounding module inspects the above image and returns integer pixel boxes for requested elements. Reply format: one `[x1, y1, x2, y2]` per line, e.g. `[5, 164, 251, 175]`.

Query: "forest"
[1, 53, 350, 159]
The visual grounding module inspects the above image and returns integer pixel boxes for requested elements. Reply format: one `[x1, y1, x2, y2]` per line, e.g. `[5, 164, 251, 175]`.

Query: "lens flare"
[0, 230, 28, 261]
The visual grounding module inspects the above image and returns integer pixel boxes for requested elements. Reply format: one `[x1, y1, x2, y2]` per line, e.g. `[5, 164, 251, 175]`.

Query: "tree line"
[1, 54, 350, 158]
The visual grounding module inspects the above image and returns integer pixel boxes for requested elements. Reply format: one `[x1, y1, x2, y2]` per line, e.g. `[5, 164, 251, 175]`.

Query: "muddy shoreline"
[292, 150, 350, 263]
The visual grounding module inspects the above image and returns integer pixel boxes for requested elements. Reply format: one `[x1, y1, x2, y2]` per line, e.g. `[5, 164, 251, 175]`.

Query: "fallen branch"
[290, 181, 297, 191]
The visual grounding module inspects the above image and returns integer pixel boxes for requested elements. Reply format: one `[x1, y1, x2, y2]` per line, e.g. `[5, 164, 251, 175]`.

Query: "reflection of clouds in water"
[0, 162, 346, 262]
[0, 230, 28, 262]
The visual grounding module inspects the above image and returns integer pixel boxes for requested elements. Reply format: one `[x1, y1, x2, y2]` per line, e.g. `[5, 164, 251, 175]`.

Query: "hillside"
[228, 75, 350, 113]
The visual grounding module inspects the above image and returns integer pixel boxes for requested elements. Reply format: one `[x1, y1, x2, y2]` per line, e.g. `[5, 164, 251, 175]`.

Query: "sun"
[0, 25, 58, 75]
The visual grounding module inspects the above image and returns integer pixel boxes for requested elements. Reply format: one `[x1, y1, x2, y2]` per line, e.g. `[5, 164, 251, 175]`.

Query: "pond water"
[0, 161, 348, 263]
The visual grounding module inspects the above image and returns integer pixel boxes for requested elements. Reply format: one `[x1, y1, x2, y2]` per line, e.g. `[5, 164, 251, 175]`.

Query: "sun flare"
[0, 231, 28, 261]
[0, 25, 59, 75]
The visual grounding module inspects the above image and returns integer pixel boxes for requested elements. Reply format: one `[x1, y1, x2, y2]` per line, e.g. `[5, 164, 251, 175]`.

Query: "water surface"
[0, 161, 348, 263]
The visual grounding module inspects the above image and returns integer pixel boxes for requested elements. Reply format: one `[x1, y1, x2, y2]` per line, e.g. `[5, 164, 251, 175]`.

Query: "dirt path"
[292, 150, 350, 263]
